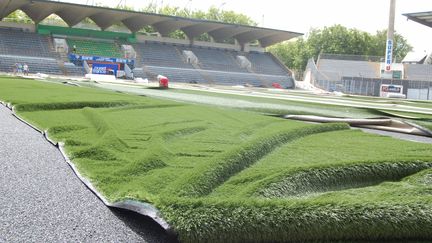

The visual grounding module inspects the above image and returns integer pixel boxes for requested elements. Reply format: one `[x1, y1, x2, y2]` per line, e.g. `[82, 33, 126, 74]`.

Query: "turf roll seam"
[171, 123, 350, 197]
[14, 101, 131, 112]
[255, 161, 432, 198]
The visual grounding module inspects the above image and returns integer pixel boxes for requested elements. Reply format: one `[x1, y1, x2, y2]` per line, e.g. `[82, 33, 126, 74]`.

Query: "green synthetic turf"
[1, 76, 432, 242]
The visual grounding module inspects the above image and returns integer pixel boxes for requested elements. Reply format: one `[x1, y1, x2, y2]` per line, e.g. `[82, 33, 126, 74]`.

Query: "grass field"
[2, 76, 432, 242]
[86, 81, 432, 130]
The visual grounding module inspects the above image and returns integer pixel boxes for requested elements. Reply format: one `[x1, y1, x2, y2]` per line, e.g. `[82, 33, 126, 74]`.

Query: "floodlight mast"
[384, 0, 396, 73]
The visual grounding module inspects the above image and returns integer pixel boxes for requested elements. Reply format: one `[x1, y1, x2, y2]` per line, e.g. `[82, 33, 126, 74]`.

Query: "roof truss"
[0, 0, 302, 47]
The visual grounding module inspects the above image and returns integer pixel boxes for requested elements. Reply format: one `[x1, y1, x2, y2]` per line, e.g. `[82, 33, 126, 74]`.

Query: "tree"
[305, 25, 373, 57]
[268, 25, 413, 76]
[5, 10, 32, 23]
[268, 39, 312, 77]
[367, 30, 412, 62]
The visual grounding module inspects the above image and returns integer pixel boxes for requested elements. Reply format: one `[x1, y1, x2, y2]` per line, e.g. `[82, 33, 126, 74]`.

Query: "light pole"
[384, 0, 396, 73]
[185, 0, 192, 16]
[219, 2, 226, 10]
[218, 2, 226, 21]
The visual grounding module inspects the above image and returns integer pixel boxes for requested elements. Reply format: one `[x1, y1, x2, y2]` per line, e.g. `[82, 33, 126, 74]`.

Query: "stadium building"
[0, 0, 301, 88]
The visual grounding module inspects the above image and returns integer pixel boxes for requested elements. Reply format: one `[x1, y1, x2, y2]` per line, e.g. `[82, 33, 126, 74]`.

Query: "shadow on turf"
[110, 208, 179, 243]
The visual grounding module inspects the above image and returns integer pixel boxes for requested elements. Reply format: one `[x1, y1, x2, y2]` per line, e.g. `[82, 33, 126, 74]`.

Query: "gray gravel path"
[0, 105, 174, 243]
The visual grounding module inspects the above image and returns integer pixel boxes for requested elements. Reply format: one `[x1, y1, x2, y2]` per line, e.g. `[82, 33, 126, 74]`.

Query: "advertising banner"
[384, 39, 393, 72]
[380, 84, 403, 98]
[68, 54, 134, 65]
[92, 63, 119, 75]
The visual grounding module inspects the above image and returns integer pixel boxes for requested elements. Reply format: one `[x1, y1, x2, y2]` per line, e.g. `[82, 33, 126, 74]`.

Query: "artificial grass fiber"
[1, 76, 432, 242]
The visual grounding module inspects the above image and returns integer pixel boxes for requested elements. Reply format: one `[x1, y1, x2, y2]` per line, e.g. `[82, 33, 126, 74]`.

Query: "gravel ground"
[0, 105, 175, 243]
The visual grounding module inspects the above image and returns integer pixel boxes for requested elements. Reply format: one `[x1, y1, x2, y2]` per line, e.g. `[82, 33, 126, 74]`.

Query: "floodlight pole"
[384, 0, 396, 73]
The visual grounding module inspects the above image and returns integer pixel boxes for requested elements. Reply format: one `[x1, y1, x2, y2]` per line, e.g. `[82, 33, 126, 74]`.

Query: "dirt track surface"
[0, 105, 174, 243]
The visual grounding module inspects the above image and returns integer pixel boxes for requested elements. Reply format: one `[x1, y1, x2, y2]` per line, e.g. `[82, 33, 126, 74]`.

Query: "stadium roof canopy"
[403, 11, 432, 28]
[0, 0, 302, 47]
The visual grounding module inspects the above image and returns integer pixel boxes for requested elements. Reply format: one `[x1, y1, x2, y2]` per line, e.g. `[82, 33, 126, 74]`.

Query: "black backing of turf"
[111, 208, 179, 243]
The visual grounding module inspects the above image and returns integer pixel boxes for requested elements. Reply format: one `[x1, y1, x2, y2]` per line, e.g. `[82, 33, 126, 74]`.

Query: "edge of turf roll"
[2, 102, 174, 234]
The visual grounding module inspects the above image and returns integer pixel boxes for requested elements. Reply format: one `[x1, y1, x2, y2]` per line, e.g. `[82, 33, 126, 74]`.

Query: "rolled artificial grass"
[1, 76, 432, 242]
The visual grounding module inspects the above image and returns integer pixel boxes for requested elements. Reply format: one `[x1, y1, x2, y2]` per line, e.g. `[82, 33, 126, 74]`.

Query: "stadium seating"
[0, 55, 62, 75]
[133, 41, 294, 87]
[247, 52, 288, 75]
[184, 46, 247, 73]
[0, 28, 57, 58]
[67, 39, 123, 58]
[131, 68, 147, 79]
[405, 64, 432, 81]
[135, 42, 193, 68]
[0, 27, 295, 86]
[64, 62, 85, 76]
[145, 65, 294, 88]
[146, 66, 208, 84]
[317, 59, 379, 79]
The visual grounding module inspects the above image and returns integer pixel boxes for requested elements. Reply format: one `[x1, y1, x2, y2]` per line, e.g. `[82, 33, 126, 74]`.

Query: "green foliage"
[269, 25, 413, 74]
[368, 29, 413, 62]
[5, 10, 32, 23]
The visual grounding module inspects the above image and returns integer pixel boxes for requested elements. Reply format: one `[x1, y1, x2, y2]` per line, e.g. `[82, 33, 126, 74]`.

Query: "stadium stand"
[135, 42, 192, 68]
[0, 28, 63, 75]
[404, 64, 432, 81]
[132, 41, 295, 87]
[146, 66, 208, 84]
[185, 46, 247, 73]
[317, 59, 379, 79]
[144, 64, 294, 88]
[67, 39, 123, 58]
[0, 28, 57, 58]
[247, 52, 289, 75]
[131, 68, 147, 79]
[0, 55, 62, 75]
[63, 62, 85, 76]
[0, 26, 295, 87]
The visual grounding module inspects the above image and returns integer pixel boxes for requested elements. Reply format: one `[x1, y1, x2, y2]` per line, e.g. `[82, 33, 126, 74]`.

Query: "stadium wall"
[0, 21, 35, 32]
[136, 34, 242, 51]
[37, 25, 136, 42]
[136, 35, 189, 45]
